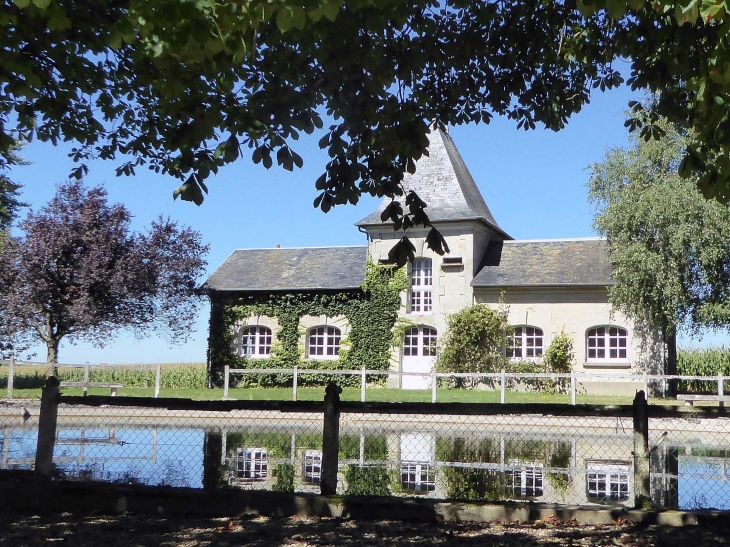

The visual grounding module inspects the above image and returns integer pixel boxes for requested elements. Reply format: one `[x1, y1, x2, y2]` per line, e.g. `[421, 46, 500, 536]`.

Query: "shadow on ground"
[2, 511, 730, 547]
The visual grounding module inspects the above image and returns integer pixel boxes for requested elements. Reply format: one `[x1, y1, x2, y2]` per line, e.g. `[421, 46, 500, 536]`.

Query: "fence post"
[83, 361, 90, 397]
[632, 390, 651, 508]
[500, 369, 506, 404]
[719, 372, 725, 408]
[223, 365, 230, 400]
[154, 362, 161, 398]
[570, 370, 576, 406]
[431, 368, 437, 403]
[643, 372, 648, 399]
[293, 366, 298, 401]
[7, 355, 14, 400]
[361, 367, 366, 403]
[35, 376, 61, 478]
[321, 382, 342, 496]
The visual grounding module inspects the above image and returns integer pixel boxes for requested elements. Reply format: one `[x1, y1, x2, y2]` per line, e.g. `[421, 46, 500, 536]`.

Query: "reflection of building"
[205, 126, 664, 393]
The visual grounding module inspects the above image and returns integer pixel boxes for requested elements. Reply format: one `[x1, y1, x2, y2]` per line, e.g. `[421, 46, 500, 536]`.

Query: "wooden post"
[321, 382, 341, 496]
[292, 366, 298, 401]
[500, 369, 506, 404]
[360, 366, 366, 402]
[719, 372, 724, 408]
[223, 365, 230, 400]
[154, 362, 161, 398]
[431, 368, 437, 403]
[633, 390, 651, 508]
[82, 361, 90, 397]
[570, 370, 576, 405]
[7, 355, 14, 400]
[35, 376, 61, 478]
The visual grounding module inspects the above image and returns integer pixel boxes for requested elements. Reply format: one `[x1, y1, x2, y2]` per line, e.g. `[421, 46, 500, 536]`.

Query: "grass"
[3, 384, 671, 406]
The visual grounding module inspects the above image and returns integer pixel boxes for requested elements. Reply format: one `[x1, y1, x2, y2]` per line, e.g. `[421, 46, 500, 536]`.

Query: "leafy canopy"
[4, 0, 730, 262]
[588, 115, 730, 335]
[0, 180, 209, 362]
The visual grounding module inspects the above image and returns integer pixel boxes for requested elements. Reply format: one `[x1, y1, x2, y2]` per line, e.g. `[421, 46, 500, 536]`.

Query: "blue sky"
[7, 75, 726, 364]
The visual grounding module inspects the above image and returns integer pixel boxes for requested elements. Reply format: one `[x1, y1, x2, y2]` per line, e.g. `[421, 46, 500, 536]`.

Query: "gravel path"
[2, 512, 729, 546]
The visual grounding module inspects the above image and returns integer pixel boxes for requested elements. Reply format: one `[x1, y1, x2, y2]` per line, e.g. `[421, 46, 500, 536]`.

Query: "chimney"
[275, 244, 280, 248]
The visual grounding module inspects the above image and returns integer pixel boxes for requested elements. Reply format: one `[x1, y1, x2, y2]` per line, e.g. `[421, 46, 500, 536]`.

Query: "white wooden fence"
[222, 364, 730, 404]
[0, 357, 162, 399]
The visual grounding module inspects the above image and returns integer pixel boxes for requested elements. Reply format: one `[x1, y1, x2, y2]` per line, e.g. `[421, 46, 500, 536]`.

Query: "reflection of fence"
[224, 364, 730, 404]
[26, 377, 730, 509]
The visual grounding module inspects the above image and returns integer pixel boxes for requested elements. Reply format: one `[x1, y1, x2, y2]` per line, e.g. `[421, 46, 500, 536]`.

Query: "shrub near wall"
[677, 347, 730, 393]
[208, 260, 407, 388]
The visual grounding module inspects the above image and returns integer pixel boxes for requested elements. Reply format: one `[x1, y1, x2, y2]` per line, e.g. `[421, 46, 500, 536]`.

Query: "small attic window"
[441, 257, 463, 267]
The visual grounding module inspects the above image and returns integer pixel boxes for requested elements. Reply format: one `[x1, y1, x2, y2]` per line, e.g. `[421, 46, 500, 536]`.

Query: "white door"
[402, 326, 437, 389]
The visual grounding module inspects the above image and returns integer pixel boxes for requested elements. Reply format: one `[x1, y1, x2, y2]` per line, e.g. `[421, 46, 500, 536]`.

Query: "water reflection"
[1, 421, 729, 510]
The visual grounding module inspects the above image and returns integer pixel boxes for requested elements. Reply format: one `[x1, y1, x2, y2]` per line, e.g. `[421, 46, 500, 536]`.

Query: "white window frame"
[235, 447, 268, 480]
[303, 450, 322, 483]
[240, 325, 272, 358]
[586, 326, 628, 363]
[307, 326, 341, 360]
[400, 461, 436, 493]
[409, 258, 433, 314]
[506, 462, 544, 498]
[402, 326, 438, 357]
[506, 326, 544, 360]
[586, 461, 630, 502]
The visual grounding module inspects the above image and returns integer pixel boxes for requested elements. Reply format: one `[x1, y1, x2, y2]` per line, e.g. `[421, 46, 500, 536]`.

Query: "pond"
[2, 415, 729, 510]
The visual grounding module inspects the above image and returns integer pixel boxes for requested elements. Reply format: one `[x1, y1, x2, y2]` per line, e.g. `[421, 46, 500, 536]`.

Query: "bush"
[272, 464, 295, 492]
[437, 305, 508, 388]
[344, 465, 390, 496]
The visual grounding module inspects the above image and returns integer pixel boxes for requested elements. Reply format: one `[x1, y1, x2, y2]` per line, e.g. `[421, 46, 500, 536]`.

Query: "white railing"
[0, 357, 163, 399]
[222, 364, 730, 404]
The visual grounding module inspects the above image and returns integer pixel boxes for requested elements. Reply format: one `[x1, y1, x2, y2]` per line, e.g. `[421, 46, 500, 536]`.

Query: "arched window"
[240, 326, 272, 357]
[586, 326, 628, 362]
[506, 326, 544, 360]
[403, 326, 438, 357]
[410, 258, 433, 314]
[307, 326, 341, 359]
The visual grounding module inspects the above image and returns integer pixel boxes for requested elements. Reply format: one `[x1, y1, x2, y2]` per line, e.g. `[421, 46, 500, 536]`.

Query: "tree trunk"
[46, 338, 60, 376]
[666, 328, 678, 397]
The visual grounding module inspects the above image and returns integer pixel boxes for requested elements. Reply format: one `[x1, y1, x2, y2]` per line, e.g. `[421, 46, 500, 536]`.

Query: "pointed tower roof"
[356, 128, 511, 239]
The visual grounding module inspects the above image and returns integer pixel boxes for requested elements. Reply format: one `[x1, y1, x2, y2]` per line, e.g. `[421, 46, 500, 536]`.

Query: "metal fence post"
[154, 362, 161, 398]
[633, 390, 650, 508]
[35, 376, 61, 478]
[7, 355, 14, 400]
[500, 369, 506, 404]
[223, 365, 230, 399]
[431, 368, 437, 403]
[293, 366, 298, 401]
[643, 372, 648, 399]
[719, 372, 725, 408]
[570, 370, 576, 405]
[321, 382, 341, 496]
[83, 361, 90, 397]
[361, 367, 366, 402]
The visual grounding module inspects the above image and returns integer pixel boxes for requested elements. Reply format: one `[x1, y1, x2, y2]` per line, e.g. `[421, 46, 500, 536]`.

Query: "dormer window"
[410, 258, 432, 314]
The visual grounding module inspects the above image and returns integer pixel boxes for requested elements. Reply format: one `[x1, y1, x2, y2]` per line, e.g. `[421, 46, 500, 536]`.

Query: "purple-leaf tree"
[0, 181, 209, 363]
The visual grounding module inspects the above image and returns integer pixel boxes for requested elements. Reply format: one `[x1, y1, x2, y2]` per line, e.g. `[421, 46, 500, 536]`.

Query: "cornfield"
[0, 363, 207, 390]
[677, 347, 730, 393]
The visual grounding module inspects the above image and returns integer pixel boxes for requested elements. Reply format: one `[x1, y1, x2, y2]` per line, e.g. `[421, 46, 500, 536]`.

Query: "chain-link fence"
[5, 379, 730, 511]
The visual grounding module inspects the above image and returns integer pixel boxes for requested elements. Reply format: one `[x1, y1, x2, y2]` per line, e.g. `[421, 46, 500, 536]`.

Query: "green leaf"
[606, 0, 626, 19]
[13, 0, 31, 7]
[276, 8, 294, 33]
[292, 6, 306, 30]
[108, 32, 123, 50]
[172, 176, 205, 206]
[31, 0, 51, 8]
[322, 1, 340, 21]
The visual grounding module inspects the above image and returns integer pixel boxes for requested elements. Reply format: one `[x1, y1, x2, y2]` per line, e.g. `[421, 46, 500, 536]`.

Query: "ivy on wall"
[208, 259, 407, 387]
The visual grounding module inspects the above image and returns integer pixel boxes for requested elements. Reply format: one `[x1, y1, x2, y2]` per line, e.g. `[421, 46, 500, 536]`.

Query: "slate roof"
[204, 246, 368, 292]
[471, 239, 615, 287]
[356, 128, 511, 239]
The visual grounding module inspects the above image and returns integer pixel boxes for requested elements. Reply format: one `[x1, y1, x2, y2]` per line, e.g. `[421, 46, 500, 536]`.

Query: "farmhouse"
[204, 127, 663, 391]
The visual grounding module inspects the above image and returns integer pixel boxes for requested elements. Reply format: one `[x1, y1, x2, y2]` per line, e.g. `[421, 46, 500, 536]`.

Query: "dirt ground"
[1, 512, 729, 547]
